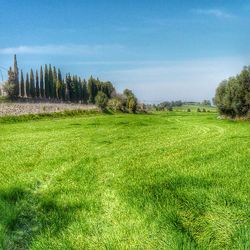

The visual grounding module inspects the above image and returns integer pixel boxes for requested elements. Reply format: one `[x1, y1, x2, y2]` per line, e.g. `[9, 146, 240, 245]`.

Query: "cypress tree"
[25, 73, 30, 97]
[30, 69, 35, 98]
[88, 76, 97, 103]
[35, 70, 39, 98]
[57, 68, 63, 100]
[20, 70, 25, 97]
[48, 64, 53, 99]
[82, 79, 88, 103]
[13, 54, 19, 97]
[44, 64, 49, 99]
[40, 66, 44, 98]
[53, 66, 57, 99]
[66, 74, 73, 101]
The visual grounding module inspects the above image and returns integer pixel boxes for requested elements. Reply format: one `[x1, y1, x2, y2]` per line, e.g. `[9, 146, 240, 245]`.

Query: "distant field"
[0, 112, 250, 249]
[174, 105, 217, 112]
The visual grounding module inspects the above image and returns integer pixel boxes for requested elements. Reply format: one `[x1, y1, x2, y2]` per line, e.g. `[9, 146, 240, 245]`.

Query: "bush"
[95, 91, 108, 110]
[202, 108, 206, 112]
[3, 81, 15, 99]
[197, 108, 201, 112]
[167, 106, 173, 111]
[108, 97, 123, 111]
[123, 89, 138, 113]
[187, 108, 191, 112]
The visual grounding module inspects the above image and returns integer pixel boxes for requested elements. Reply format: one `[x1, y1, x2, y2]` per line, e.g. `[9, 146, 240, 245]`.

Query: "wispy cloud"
[192, 8, 234, 18]
[0, 44, 124, 55]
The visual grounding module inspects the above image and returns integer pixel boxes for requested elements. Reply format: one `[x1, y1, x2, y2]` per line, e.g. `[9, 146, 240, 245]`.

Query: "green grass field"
[0, 112, 250, 249]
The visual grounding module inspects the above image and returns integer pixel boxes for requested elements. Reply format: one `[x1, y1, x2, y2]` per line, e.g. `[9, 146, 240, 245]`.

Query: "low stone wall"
[0, 103, 96, 117]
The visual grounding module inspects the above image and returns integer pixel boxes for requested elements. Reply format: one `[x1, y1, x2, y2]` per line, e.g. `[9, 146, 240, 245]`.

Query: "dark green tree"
[20, 70, 25, 97]
[88, 76, 98, 103]
[35, 70, 39, 98]
[53, 66, 57, 99]
[44, 64, 49, 98]
[57, 68, 63, 100]
[13, 54, 19, 97]
[40, 66, 44, 98]
[82, 79, 88, 103]
[48, 64, 53, 99]
[25, 73, 30, 97]
[30, 69, 35, 98]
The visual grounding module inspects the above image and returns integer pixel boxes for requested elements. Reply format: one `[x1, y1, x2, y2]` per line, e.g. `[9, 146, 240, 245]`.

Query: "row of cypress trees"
[7, 55, 115, 103]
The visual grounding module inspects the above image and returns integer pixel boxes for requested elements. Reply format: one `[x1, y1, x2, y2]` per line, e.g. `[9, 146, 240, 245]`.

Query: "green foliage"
[35, 70, 39, 98]
[44, 64, 49, 98]
[20, 70, 25, 97]
[6, 67, 16, 99]
[215, 66, 250, 117]
[3, 81, 15, 98]
[95, 91, 108, 110]
[40, 66, 44, 98]
[5, 55, 118, 105]
[29, 69, 35, 98]
[123, 89, 138, 113]
[25, 73, 30, 97]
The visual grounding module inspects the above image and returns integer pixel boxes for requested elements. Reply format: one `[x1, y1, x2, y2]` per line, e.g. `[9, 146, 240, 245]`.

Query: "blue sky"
[0, 0, 250, 102]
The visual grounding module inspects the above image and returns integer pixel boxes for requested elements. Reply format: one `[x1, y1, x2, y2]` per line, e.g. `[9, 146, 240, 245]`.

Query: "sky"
[0, 0, 250, 103]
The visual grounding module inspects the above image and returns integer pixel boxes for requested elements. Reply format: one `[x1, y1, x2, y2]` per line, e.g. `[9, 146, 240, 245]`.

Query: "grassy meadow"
[0, 111, 250, 249]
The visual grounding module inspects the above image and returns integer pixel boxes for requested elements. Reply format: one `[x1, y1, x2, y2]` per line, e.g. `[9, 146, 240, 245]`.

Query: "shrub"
[95, 91, 108, 110]
[202, 108, 206, 112]
[3, 81, 15, 99]
[167, 106, 173, 111]
[197, 108, 201, 112]
[187, 108, 191, 112]
[128, 97, 137, 113]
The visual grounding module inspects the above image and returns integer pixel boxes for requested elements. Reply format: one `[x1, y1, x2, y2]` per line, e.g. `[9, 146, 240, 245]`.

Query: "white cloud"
[192, 8, 234, 18]
[0, 44, 124, 55]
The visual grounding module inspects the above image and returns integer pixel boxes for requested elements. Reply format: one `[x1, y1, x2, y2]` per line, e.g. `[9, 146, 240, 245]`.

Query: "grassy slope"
[0, 112, 250, 249]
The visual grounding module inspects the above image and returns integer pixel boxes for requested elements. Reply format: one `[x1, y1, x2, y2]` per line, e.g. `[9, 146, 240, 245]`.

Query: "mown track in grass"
[0, 112, 250, 249]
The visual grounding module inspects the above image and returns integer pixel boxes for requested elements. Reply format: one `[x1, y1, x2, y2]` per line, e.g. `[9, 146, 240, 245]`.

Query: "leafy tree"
[6, 66, 17, 99]
[123, 89, 138, 113]
[214, 66, 250, 117]
[3, 80, 15, 98]
[95, 91, 108, 110]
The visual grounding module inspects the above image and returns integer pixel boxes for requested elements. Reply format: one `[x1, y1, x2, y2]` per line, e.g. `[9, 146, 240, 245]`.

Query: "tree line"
[214, 66, 250, 117]
[4, 55, 140, 112]
[5, 55, 115, 104]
